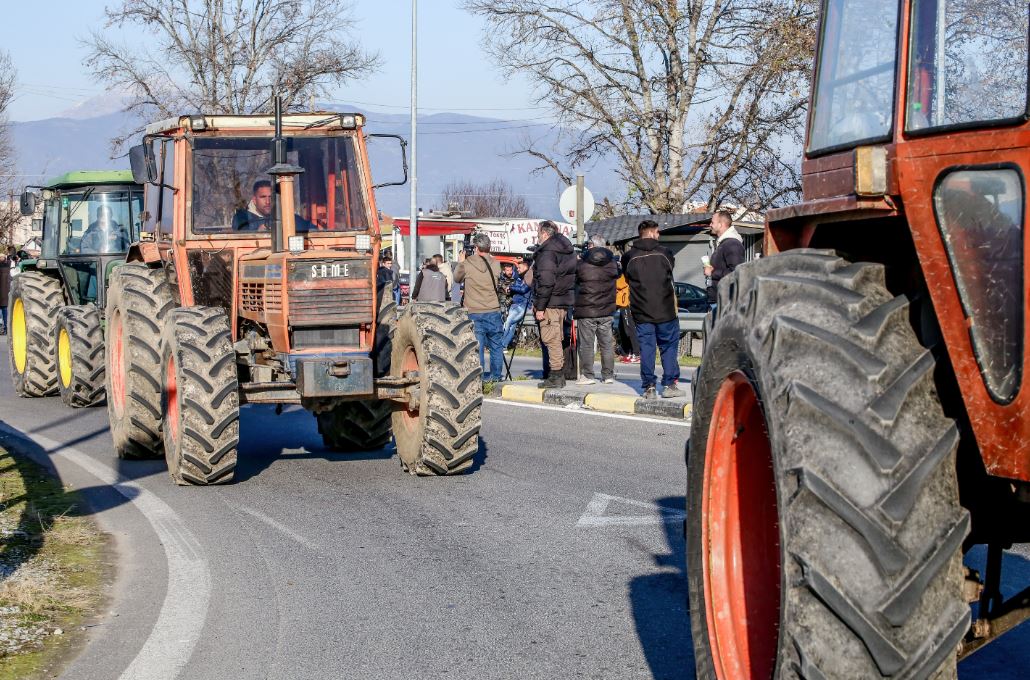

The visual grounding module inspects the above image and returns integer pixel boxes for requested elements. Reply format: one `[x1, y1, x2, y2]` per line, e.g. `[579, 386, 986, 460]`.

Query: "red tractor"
[689, 0, 1030, 676]
[107, 101, 482, 484]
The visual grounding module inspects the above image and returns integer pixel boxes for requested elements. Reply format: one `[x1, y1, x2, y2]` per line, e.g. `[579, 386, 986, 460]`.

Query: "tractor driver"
[232, 179, 316, 233]
[80, 205, 129, 254]
[233, 180, 274, 232]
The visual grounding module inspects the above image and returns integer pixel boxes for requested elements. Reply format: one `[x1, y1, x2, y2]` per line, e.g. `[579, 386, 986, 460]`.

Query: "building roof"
[44, 170, 137, 189]
[588, 213, 714, 244]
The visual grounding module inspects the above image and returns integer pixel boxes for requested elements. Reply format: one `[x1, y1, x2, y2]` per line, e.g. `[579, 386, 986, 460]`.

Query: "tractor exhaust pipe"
[268, 95, 303, 253]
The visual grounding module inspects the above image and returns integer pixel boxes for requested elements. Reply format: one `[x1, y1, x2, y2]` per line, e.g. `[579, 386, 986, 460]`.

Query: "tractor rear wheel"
[390, 302, 482, 475]
[160, 307, 239, 485]
[8, 272, 62, 397]
[54, 305, 106, 408]
[316, 400, 393, 451]
[105, 263, 175, 459]
[687, 250, 968, 679]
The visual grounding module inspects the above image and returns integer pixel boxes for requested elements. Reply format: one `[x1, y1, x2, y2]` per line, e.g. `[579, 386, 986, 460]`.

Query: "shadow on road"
[628, 495, 693, 680]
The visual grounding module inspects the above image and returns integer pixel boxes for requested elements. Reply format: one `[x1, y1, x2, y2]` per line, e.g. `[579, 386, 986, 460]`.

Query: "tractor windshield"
[906, 0, 1029, 132]
[808, 0, 900, 153]
[57, 190, 141, 256]
[191, 135, 369, 235]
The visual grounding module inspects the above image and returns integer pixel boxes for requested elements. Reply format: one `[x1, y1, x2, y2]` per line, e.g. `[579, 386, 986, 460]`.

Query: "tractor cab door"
[895, 0, 1030, 479]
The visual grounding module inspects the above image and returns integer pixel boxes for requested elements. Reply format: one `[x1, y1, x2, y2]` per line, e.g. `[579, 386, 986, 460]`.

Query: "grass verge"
[0, 446, 109, 680]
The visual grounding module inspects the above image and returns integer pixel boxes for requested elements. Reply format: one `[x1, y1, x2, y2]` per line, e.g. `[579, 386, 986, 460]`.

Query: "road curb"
[497, 383, 691, 420]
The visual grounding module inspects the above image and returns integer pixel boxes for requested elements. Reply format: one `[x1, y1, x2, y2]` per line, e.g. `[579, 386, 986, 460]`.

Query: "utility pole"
[575, 174, 585, 244]
[408, 0, 418, 297]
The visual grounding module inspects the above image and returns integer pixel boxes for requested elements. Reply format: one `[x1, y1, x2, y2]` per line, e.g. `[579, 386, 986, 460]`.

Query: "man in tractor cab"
[80, 205, 129, 254]
[233, 180, 274, 232]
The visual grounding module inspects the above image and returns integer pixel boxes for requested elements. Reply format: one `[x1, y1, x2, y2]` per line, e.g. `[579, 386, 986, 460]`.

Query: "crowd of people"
[0, 246, 21, 336]
[375, 210, 744, 399]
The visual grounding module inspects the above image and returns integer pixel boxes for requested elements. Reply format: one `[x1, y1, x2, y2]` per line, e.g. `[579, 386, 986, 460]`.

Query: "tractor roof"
[45, 170, 137, 189]
[145, 112, 365, 136]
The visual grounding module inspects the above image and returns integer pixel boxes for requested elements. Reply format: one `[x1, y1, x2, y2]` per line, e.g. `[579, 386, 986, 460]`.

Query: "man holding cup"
[703, 210, 745, 308]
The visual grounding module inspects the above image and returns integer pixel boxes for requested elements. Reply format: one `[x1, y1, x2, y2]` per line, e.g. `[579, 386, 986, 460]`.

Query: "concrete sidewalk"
[495, 355, 695, 420]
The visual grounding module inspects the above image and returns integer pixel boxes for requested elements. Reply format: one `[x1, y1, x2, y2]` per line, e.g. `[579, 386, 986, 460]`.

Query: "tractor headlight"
[288, 235, 305, 252]
[355, 234, 371, 252]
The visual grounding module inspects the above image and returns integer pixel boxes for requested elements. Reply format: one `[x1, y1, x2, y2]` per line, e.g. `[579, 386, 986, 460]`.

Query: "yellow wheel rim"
[58, 327, 73, 388]
[11, 298, 27, 374]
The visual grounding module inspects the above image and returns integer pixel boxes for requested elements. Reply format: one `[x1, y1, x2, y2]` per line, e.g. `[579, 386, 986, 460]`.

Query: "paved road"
[0, 336, 692, 680]
[0, 333, 1027, 678]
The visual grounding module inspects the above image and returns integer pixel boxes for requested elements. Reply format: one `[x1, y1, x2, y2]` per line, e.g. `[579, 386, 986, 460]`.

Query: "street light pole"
[408, 0, 418, 298]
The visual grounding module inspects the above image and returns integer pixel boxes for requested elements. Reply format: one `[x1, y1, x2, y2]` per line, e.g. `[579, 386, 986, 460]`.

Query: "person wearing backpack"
[454, 232, 505, 385]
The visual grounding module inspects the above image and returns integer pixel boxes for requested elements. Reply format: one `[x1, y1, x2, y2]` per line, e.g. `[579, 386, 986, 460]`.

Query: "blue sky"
[3, 0, 539, 122]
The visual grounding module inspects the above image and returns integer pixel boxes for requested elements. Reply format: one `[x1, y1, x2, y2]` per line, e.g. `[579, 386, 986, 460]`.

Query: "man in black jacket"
[575, 234, 619, 385]
[704, 210, 745, 305]
[622, 220, 683, 399]
[532, 221, 577, 388]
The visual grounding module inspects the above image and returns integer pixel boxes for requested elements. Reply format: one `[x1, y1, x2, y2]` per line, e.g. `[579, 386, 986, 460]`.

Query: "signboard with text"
[479, 219, 577, 254]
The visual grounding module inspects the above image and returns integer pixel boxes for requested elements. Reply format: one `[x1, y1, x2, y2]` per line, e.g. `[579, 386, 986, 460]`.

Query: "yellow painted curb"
[500, 384, 545, 403]
[683, 403, 692, 419]
[583, 393, 638, 414]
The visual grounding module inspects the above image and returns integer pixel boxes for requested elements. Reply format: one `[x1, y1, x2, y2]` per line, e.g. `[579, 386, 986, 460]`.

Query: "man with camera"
[454, 232, 505, 385]
[532, 221, 577, 389]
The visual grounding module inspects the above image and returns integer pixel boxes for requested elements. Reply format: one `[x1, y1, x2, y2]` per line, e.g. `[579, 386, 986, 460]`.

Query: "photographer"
[454, 232, 505, 385]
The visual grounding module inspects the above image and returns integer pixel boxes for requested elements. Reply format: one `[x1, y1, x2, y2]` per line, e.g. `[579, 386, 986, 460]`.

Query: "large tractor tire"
[54, 305, 106, 408]
[105, 263, 175, 459]
[687, 250, 968, 680]
[390, 302, 482, 475]
[160, 307, 239, 485]
[313, 298, 399, 451]
[8, 272, 62, 397]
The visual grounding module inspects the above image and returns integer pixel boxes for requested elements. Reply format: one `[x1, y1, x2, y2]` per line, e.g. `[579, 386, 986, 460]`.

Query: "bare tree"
[466, 0, 817, 213]
[85, 0, 381, 150]
[0, 50, 19, 249]
[439, 178, 530, 218]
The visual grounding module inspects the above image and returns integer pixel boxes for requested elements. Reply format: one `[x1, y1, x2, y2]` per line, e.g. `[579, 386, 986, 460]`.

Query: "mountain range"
[9, 100, 623, 219]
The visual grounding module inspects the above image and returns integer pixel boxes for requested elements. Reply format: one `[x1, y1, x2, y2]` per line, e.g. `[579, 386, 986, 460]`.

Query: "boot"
[537, 373, 566, 389]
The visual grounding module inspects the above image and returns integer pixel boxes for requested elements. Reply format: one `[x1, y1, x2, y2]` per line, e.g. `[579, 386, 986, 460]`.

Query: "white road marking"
[484, 398, 693, 427]
[238, 505, 321, 553]
[577, 492, 687, 527]
[23, 433, 210, 680]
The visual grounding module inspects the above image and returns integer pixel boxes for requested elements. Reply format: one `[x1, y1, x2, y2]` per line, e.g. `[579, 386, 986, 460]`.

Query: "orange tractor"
[108, 100, 482, 484]
[689, 0, 1030, 677]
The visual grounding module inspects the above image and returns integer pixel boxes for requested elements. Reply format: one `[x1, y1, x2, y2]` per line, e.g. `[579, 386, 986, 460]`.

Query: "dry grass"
[0, 447, 108, 679]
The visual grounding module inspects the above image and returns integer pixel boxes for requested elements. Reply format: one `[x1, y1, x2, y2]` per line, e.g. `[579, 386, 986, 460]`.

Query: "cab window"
[906, 0, 1029, 132]
[809, 0, 900, 153]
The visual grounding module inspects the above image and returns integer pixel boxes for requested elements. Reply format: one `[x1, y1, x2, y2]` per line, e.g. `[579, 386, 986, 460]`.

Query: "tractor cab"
[20, 171, 143, 308]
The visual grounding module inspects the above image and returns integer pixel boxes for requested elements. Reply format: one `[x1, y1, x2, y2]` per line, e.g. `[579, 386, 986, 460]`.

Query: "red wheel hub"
[702, 371, 781, 679]
[110, 311, 126, 417]
[166, 355, 180, 443]
[400, 347, 419, 432]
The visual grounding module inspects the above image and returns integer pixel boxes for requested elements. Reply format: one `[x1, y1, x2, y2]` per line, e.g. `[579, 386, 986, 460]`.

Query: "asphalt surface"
[0, 333, 1027, 678]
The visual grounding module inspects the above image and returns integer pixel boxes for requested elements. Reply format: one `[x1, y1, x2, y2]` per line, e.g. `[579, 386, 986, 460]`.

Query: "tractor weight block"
[295, 357, 373, 398]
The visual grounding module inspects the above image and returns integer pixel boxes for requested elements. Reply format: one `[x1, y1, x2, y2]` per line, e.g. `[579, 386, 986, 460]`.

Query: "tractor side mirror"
[129, 143, 157, 184]
[367, 134, 409, 189]
[19, 191, 36, 216]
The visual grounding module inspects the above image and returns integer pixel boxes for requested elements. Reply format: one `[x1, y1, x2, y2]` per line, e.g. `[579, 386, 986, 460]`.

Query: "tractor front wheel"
[688, 251, 968, 679]
[8, 272, 62, 397]
[160, 307, 239, 485]
[390, 302, 482, 475]
[54, 305, 106, 408]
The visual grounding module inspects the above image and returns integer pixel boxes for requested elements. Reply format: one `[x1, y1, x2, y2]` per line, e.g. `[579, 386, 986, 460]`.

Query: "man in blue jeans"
[621, 220, 683, 399]
[453, 233, 505, 384]
[502, 259, 533, 347]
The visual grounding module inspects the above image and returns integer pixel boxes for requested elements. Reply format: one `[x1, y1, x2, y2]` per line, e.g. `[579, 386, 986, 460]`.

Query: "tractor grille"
[287, 286, 372, 326]
[292, 326, 361, 349]
[240, 282, 263, 313]
[265, 282, 283, 312]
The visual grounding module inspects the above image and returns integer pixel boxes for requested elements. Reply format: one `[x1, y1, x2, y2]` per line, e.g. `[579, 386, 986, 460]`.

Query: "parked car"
[675, 281, 708, 335]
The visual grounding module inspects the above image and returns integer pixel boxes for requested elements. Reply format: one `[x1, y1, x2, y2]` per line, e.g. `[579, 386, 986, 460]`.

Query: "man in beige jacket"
[453, 233, 505, 384]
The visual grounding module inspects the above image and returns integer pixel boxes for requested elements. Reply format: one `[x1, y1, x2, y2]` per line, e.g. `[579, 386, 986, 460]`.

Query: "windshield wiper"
[302, 115, 340, 130]
[67, 187, 95, 222]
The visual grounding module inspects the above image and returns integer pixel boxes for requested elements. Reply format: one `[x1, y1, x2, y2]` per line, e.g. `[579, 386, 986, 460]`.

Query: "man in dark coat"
[704, 209, 745, 305]
[532, 221, 577, 388]
[0, 248, 11, 335]
[622, 220, 682, 399]
[574, 234, 619, 384]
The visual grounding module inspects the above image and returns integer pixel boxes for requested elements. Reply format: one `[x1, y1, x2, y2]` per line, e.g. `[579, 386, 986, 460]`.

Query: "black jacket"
[621, 238, 677, 324]
[575, 247, 619, 318]
[532, 233, 577, 311]
[707, 236, 745, 303]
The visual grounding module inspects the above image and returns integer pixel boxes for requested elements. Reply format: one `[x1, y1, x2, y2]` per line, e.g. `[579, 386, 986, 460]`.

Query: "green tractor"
[8, 171, 143, 407]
